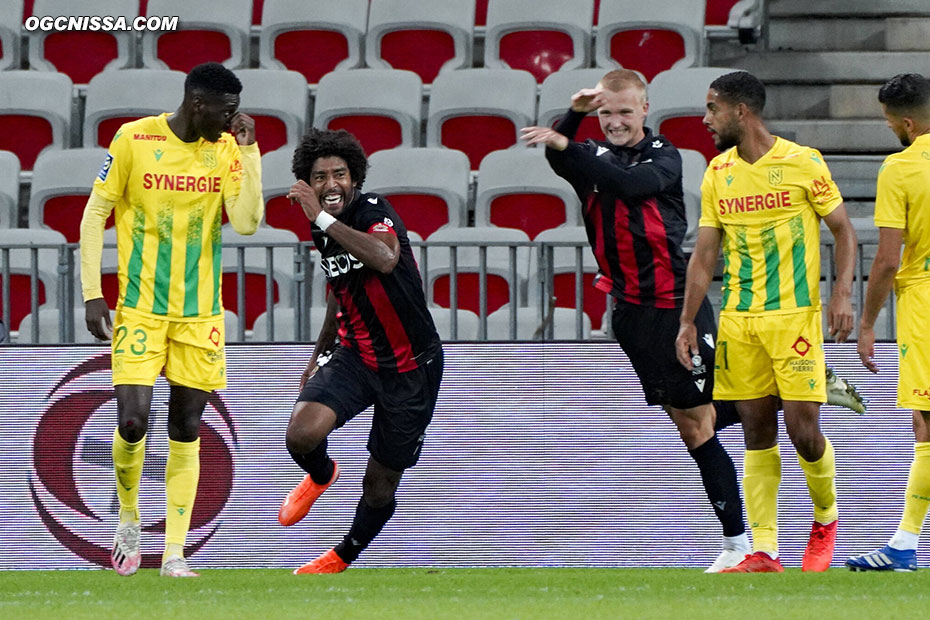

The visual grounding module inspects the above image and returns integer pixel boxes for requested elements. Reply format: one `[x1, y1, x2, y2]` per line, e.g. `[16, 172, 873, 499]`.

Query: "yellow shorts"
[897, 283, 930, 410]
[111, 307, 226, 391]
[714, 309, 826, 402]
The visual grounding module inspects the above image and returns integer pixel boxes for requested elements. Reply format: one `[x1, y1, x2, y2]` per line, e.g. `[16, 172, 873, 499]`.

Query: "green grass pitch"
[2, 567, 928, 619]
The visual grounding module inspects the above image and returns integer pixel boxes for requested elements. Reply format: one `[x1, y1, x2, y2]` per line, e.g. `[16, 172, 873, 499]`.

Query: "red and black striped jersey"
[311, 192, 440, 373]
[546, 110, 689, 308]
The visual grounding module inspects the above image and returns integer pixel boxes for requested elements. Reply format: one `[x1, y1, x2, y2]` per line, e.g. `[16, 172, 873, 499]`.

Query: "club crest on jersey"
[769, 167, 783, 186]
[202, 149, 217, 168]
[98, 153, 114, 181]
[321, 251, 365, 278]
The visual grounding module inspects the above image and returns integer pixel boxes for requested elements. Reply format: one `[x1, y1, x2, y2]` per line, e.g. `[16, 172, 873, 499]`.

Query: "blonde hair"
[599, 69, 647, 101]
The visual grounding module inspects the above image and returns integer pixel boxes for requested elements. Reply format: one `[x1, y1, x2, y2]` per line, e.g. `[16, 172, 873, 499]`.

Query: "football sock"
[112, 428, 146, 524]
[164, 438, 200, 553]
[688, 434, 745, 537]
[724, 532, 751, 552]
[889, 529, 920, 551]
[288, 438, 335, 485]
[744, 445, 781, 555]
[334, 498, 397, 564]
[896, 442, 930, 541]
[798, 437, 838, 525]
[712, 400, 741, 431]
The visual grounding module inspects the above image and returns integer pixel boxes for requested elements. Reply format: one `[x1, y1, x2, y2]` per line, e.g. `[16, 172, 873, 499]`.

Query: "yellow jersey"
[88, 113, 261, 319]
[700, 136, 843, 314]
[874, 132, 930, 291]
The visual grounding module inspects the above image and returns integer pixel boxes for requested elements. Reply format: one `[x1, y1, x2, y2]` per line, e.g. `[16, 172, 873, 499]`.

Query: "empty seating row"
[2, 1, 753, 85]
[0, 66, 732, 174]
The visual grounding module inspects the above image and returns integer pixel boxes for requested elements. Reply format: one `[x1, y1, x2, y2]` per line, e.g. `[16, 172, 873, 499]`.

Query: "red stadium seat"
[427, 69, 536, 169]
[366, 0, 474, 84]
[0, 228, 65, 331]
[484, 0, 594, 83]
[705, 0, 742, 25]
[30, 149, 114, 243]
[142, 0, 250, 71]
[532, 227, 605, 330]
[595, 0, 703, 82]
[259, 0, 366, 84]
[0, 71, 71, 170]
[234, 69, 308, 154]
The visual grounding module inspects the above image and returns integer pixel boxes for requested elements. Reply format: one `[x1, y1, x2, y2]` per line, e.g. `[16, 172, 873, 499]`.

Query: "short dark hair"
[878, 73, 930, 115]
[184, 62, 242, 97]
[292, 128, 368, 188]
[709, 71, 766, 115]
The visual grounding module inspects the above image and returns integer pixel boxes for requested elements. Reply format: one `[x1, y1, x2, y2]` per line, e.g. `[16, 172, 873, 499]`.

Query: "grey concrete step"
[716, 51, 929, 83]
[768, 18, 886, 52]
[829, 85, 885, 119]
[767, 119, 901, 153]
[769, 0, 930, 18]
[886, 18, 930, 51]
[764, 85, 830, 119]
[824, 155, 885, 200]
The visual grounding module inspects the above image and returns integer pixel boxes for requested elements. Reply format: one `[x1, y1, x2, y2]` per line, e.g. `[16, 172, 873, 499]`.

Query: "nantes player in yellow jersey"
[676, 71, 857, 573]
[847, 73, 930, 572]
[78, 64, 262, 578]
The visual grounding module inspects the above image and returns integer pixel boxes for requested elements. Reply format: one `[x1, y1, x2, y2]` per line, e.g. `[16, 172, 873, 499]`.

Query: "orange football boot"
[293, 548, 349, 575]
[278, 462, 340, 526]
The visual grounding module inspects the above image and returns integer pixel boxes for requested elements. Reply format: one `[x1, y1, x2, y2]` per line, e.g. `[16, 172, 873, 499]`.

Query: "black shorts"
[612, 297, 716, 410]
[297, 345, 443, 471]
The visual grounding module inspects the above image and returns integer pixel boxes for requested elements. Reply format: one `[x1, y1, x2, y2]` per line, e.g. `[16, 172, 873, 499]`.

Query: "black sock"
[333, 498, 397, 564]
[287, 438, 334, 485]
[688, 434, 745, 537]
[712, 400, 741, 431]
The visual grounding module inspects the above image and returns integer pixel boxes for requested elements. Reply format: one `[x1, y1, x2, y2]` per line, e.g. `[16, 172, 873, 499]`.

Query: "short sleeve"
[874, 157, 906, 229]
[92, 125, 132, 202]
[803, 148, 844, 217]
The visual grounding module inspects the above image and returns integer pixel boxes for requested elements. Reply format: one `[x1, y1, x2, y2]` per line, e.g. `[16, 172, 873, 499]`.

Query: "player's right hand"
[570, 87, 606, 113]
[675, 321, 698, 370]
[84, 297, 113, 341]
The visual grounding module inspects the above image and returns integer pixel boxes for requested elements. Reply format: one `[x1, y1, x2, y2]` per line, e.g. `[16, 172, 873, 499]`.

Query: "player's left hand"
[288, 179, 323, 222]
[857, 324, 879, 373]
[675, 321, 698, 370]
[229, 112, 256, 146]
[520, 126, 570, 151]
[826, 292, 854, 343]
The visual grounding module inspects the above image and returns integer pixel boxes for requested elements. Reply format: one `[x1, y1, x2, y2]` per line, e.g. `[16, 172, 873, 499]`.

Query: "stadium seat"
[142, 0, 251, 71]
[647, 67, 732, 163]
[234, 69, 308, 154]
[426, 68, 537, 169]
[0, 152, 20, 229]
[0, 71, 72, 170]
[313, 69, 423, 155]
[706, 0, 745, 25]
[250, 305, 329, 342]
[17, 306, 99, 344]
[260, 148, 309, 241]
[679, 148, 707, 249]
[28, 0, 136, 84]
[221, 226, 298, 332]
[365, 148, 470, 239]
[595, 0, 705, 82]
[0, 1, 23, 72]
[487, 304, 591, 340]
[428, 306, 480, 341]
[365, 0, 474, 84]
[484, 0, 594, 83]
[474, 149, 581, 240]
[0, 228, 67, 331]
[29, 148, 111, 243]
[537, 69, 619, 143]
[529, 225, 607, 331]
[425, 226, 531, 316]
[258, 0, 367, 84]
[83, 69, 186, 148]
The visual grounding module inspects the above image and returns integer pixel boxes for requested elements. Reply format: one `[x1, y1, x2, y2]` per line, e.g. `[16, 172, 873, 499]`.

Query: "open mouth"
[322, 193, 343, 209]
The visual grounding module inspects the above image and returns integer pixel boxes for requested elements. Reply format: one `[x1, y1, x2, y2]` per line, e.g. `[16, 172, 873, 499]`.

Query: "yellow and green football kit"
[874, 132, 930, 411]
[80, 113, 263, 390]
[700, 137, 843, 402]
[701, 136, 843, 555]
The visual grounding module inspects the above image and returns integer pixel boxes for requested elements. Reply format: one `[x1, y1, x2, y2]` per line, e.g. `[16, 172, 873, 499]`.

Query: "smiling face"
[193, 92, 240, 142]
[703, 89, 743, 152]
[310, 156, 356, 216]
[597, 85, 648, 147]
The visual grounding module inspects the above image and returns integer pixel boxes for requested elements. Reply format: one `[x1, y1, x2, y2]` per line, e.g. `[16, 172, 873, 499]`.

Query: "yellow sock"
[798, 437, 838, 525]
[899, 442, 930, 535]
[112, 428, 145, 524]
[744, 445, 781, 555]
[164, 437, 200, 560]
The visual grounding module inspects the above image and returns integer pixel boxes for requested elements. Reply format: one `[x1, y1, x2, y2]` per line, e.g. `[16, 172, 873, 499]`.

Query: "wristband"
[315, 211, 336, 232]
